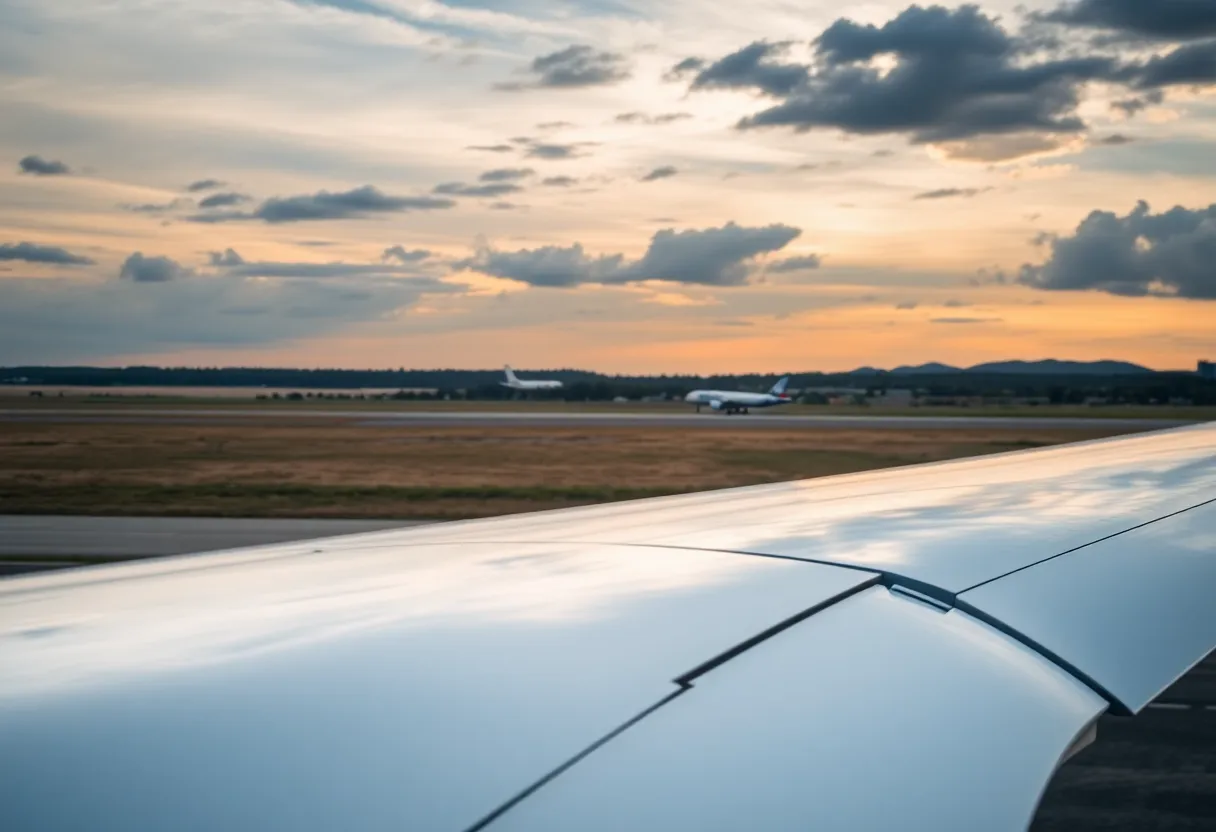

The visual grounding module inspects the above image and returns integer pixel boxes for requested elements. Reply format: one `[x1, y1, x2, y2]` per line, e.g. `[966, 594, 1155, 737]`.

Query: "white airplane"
[3, 424, 1214, 832]
[500, 365, 563, 391]
[685, 376, 792, 414]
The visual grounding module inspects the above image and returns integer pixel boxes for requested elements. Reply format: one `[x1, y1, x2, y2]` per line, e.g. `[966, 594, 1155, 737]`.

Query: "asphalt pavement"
[0, 407, 1197, 431]
[0, 515, 431, 575]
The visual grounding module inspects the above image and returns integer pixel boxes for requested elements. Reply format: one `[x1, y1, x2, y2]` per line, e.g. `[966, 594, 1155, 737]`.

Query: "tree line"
[5, 365, 1215, 405]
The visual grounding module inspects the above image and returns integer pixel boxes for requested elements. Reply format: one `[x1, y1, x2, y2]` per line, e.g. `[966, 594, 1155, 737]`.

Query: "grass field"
[3, 394, 1214, 421]
[0, 420, 1141, 519]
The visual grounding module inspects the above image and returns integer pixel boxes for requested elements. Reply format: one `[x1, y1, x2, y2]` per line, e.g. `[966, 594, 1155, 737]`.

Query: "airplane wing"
[1, 423, 1212, 831]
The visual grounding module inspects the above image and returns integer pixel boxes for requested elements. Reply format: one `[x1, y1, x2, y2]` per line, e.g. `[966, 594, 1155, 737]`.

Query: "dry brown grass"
[0, 421, 1137, 518]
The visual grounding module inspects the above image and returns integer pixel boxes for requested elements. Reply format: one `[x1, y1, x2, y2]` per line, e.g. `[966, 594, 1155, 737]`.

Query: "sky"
[0, 0, 1213, 373]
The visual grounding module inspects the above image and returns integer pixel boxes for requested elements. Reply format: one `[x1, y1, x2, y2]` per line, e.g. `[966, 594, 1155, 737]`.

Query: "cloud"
[497, 44, 630, 90]
[688, 41, 810, 97]
[536, 121, 575, 130]
[119, 199, 191, 214]
[895, 300, 920, 310]
[489, 201, 519, 210]
[1123, 40, 1216, 89]
[461, 244, 625, 287]
[18, 155, 71, 176]
[1096, 133, 1136, 145]
[913, 187, 992, 200]
[686, 6, 1122, 158]
[542, 176, 579, 187]
[931, 317, 1002, 324]
[382, 245, 431, 263]
[522, 141, 593, 159]
[208, 248, 434, 278]
[766, 254, 822, 272]
[614, 111, 693, 125]
[0, 272, 455, 362]
[433, 181, 522, 197]
[1111, 90, 1165, 116]
[186, 179, 225, 192]
[466, 144, 515, 153]
[640, 166, 678, 182]
[0, 242, 94, 266]
[943, 299, 971, 308]
[463, 221, 801, 288]
[665, 57, 706, 81]
[197, 192, 251, 209]
[120, 252, 191, 283]
[1019, 200, 1216, 299]
[479, 168, 534, 182]
[209, 248, 245, 267]
[187, 186, 455, 223]
[1040, 1, 1216, 41]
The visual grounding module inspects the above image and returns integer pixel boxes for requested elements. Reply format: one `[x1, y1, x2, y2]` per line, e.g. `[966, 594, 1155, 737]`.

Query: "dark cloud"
[640, 166, 678, 182]
[522, 141, 594, 160]
[0, 242, 94, 266]
[665, 57, 706, 81]
[187, 186, 454, 223]
[382, 245, 431, 263]
[463, 221, 800, 288]
[433, 181, 522, 197]
[1040, 0, 1216, 41]
[536, 120, 575, 130]
[1019, 200, 1216, 299]
[687, 6, 1122, 158]
[896, 300, 920, 310]
[489, 202, 520, 211]
[1096, 133, 1136, 145]
[614, 111, 693, 125]
[466, 144, 515, 153]
[943, 299, 971, 307]
[186, 179, 225, 192]
[689, 41, 810, 97]
[1111, 90, 1164, 116]
[1123, 39, 1216, 89]
[541, 176, 579, 187]
[767, 254, 822, 272]
[120, 252, 191, 283]
[209, 248, 245, 267]
[18, 155, 71, 176]
[479, 168, 534, 182]
[497, 44, 630, 90]
[197, 192, 251, 209]
[913, 187, 992, 200]
[119, 199, 190, 214]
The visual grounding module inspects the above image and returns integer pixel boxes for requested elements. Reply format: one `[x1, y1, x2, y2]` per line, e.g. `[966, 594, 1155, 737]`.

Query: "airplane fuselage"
[685, 390, 791, 413]
[501, 380, 563, 390]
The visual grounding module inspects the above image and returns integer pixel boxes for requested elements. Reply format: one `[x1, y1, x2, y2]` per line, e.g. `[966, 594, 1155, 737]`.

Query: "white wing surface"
[0, 423, 1212, 832]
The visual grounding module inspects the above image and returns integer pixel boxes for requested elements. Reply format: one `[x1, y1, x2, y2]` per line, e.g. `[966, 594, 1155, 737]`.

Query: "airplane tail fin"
[504, 366, 520, 384]
[770, 376, 790, 397]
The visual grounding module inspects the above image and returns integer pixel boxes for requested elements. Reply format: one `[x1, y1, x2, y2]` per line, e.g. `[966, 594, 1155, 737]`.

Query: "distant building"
[870, 389, 914, 407]
[1200, 361, 1215, 380]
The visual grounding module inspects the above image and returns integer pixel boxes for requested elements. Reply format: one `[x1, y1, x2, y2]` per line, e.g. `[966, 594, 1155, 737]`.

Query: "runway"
[0, 407, 1198, 431]
[0, 515, 431, 575]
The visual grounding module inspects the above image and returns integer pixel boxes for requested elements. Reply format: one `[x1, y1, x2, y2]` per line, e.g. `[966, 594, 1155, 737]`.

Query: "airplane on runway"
[500, 366, 563, 391]
[685, 377, 792, 414]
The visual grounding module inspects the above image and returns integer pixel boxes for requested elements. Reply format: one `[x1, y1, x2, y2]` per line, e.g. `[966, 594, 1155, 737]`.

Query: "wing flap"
[958, 500, 1216, 715]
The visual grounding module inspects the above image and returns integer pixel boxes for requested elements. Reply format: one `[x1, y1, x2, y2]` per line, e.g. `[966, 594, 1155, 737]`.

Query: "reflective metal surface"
[960, 501, 1216, 714]
[318, 423, 1216, 593]
[486, 586, 1108, 832]
[0, 541, 871, 832]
